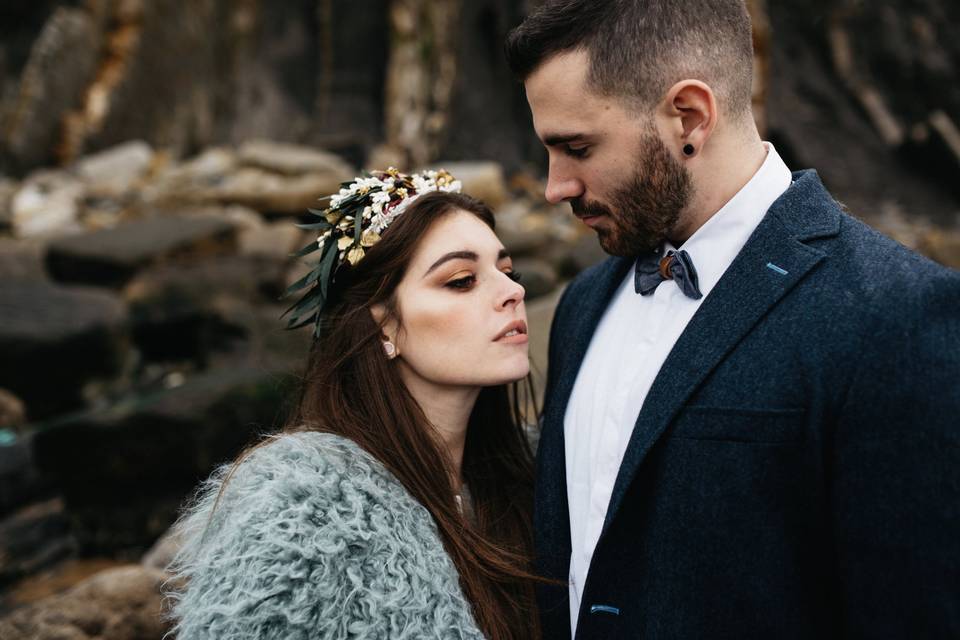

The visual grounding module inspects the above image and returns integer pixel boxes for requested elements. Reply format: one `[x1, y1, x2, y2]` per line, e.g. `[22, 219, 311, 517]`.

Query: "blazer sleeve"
[166, 433, 485, 640]
[830, 269, 960, 638]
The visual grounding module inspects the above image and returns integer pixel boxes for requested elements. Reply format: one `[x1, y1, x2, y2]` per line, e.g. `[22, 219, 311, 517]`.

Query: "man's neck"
[670, 131, 767, 245]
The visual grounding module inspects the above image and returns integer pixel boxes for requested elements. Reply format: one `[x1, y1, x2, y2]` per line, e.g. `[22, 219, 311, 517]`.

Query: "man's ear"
[662, 80, 718, 158]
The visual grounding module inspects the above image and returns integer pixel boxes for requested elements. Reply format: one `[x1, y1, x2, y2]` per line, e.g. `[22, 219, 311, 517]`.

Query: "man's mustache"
[570, 198, 611, 218]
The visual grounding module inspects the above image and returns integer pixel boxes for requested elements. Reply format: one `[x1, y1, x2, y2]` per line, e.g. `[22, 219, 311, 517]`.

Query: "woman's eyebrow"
[422, 249, 511, 277]
[424, 251, 478, 277]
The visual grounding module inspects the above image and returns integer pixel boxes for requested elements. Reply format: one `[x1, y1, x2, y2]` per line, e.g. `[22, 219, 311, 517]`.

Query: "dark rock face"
[45, 214, 238, 288]
[124, 255, 287, 364]
[0, 434, 47, 517]
[0, 6, 100, 173]
[765, 0, 960, 224]
[32, 364, 295, 552]
[442, 0, 540, 170]
[0, 499, 74, 595]
[0, 281, 128, 419]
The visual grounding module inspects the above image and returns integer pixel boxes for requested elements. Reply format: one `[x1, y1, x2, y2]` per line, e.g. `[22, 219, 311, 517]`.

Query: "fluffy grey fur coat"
[166, 431, 485, 639]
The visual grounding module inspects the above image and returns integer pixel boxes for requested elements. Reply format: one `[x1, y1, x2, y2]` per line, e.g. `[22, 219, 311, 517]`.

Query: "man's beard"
[571, 132, 692, 256]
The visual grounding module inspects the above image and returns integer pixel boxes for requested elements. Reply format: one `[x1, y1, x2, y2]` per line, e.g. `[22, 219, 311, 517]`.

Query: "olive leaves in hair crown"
[284, 167, 462, 337]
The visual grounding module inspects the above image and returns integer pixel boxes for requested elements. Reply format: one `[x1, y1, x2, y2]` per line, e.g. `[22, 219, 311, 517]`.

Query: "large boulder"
[123, 255, 288, 364]
[31, 363, 297, 552]
[45, 213, 238, 287]
[0, 498, 74, 594]
[0, 565, 169, 640]
[237, 139, 355, 177]
[0, 237, 48, 282]
[11, 169, 85, 238]
[430, 161, 508, 210]
[73, 141, 155, 199]
[0, 280, 128, 418]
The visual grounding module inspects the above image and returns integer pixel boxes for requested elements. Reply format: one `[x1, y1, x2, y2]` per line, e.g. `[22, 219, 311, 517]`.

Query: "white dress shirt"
[563, 143, 792, 632]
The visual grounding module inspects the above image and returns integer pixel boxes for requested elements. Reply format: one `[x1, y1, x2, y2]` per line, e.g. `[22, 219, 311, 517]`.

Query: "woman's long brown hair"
[224, 191, 541, 639]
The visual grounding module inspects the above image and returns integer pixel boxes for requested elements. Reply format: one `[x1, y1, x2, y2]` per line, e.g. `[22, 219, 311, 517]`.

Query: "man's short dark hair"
[505, 0, 754, 118]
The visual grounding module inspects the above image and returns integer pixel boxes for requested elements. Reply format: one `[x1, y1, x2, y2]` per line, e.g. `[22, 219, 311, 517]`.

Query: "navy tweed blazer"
[536, 170, 960, 639]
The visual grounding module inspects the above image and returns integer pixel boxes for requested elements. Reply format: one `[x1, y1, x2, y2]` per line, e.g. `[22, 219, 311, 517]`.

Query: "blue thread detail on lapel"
[766, 262, 788, 275]
[590, 604, 621, 616]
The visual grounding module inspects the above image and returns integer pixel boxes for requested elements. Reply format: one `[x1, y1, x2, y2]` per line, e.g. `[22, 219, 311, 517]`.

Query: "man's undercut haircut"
[505, 0, 754, 118]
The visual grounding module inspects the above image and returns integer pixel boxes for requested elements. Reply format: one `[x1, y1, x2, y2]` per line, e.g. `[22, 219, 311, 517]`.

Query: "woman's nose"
[499, 274, 525, 309]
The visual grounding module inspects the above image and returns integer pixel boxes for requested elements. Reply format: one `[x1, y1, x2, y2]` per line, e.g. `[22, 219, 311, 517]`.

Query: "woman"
[167, 169, 540, 639]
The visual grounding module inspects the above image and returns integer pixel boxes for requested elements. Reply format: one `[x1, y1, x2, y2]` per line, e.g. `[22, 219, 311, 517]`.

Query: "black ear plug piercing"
[683, 144, 695, 156]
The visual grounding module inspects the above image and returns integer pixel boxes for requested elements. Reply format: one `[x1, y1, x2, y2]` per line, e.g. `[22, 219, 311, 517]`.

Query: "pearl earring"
[383, 341, 397, 359]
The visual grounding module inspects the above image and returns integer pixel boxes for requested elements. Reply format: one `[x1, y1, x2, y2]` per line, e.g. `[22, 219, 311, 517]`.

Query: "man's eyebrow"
[543, 133, 586, 147]
[423, 249, 512, 277]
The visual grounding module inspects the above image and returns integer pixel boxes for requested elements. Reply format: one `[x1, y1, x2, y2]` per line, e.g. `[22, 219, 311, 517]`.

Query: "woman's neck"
[398, 366, 479, 489]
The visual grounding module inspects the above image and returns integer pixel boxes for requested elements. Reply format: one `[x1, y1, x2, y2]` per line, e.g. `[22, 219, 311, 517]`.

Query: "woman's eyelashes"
[444, 270, 521, 291]
[446, 274, 476, 290]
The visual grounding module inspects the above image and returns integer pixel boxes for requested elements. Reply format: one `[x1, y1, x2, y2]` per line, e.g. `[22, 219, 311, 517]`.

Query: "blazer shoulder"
[830, 213, 960, 315]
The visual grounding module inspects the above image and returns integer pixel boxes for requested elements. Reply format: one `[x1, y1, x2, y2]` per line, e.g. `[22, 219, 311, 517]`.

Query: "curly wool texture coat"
[166, 431, 486, 639]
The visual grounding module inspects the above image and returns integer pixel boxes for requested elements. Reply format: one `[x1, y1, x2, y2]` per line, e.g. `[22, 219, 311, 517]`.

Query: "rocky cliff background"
[0, 1, 958, 638]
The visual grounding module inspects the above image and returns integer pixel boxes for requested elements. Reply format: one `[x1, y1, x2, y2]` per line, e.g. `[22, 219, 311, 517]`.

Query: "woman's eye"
[506, 270, 522, 283]
[446, 275, 476, 290]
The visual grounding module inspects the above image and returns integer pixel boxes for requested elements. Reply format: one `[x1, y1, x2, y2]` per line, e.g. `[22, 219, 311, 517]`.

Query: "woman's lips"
[494, 320, 528, 344]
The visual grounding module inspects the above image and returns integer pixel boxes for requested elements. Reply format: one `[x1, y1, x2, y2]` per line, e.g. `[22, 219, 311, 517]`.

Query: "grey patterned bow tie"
[634, 248, 703, 299]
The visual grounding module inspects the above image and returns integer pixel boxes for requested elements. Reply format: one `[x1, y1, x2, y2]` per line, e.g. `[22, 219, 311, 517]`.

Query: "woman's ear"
[662, 79, 718, 158]
[370, 303, 399, 345]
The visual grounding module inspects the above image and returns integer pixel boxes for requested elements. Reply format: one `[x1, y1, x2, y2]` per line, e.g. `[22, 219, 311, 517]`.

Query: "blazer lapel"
[601, 170, 842, 533]
[536, 256, 632, 573]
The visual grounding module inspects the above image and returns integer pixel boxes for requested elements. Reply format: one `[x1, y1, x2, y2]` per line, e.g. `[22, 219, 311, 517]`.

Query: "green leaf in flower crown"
[291, 241, 321, 258]
[290, 288, 324, 317]
[286, 312, 318, 331]
[295, 220, 333, 230]
[284, 264, 321, 296]
[318, 236, 339, 301]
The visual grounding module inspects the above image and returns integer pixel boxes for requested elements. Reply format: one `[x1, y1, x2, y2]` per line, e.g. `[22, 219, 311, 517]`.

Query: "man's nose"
[544, 169, 584, 204]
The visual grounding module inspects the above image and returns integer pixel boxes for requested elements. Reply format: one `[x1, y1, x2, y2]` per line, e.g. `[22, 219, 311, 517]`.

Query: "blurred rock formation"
[0, 1, 958, 635]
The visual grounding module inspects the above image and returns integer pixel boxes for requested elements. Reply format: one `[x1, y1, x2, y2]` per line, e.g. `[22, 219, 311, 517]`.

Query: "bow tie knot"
[634, 248, 703, 299]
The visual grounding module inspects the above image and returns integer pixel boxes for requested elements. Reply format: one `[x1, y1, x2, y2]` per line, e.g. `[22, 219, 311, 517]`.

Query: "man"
[505, 1, 960, 638]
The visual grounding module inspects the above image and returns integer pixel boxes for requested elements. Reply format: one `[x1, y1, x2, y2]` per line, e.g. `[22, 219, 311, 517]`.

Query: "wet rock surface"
[0, 280, 128, 418]
[45, 214, 238, 287]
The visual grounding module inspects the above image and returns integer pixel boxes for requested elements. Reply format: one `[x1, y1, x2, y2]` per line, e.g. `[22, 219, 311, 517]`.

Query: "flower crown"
[284, 167, 462, 336]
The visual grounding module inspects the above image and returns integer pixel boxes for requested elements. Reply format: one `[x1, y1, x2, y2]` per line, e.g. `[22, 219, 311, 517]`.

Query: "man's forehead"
[525, 49, 592, 104]
[525, 55, 636, 142]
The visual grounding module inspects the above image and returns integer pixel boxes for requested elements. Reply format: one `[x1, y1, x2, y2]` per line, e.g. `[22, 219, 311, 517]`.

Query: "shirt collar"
[664, 141, 792, 298]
